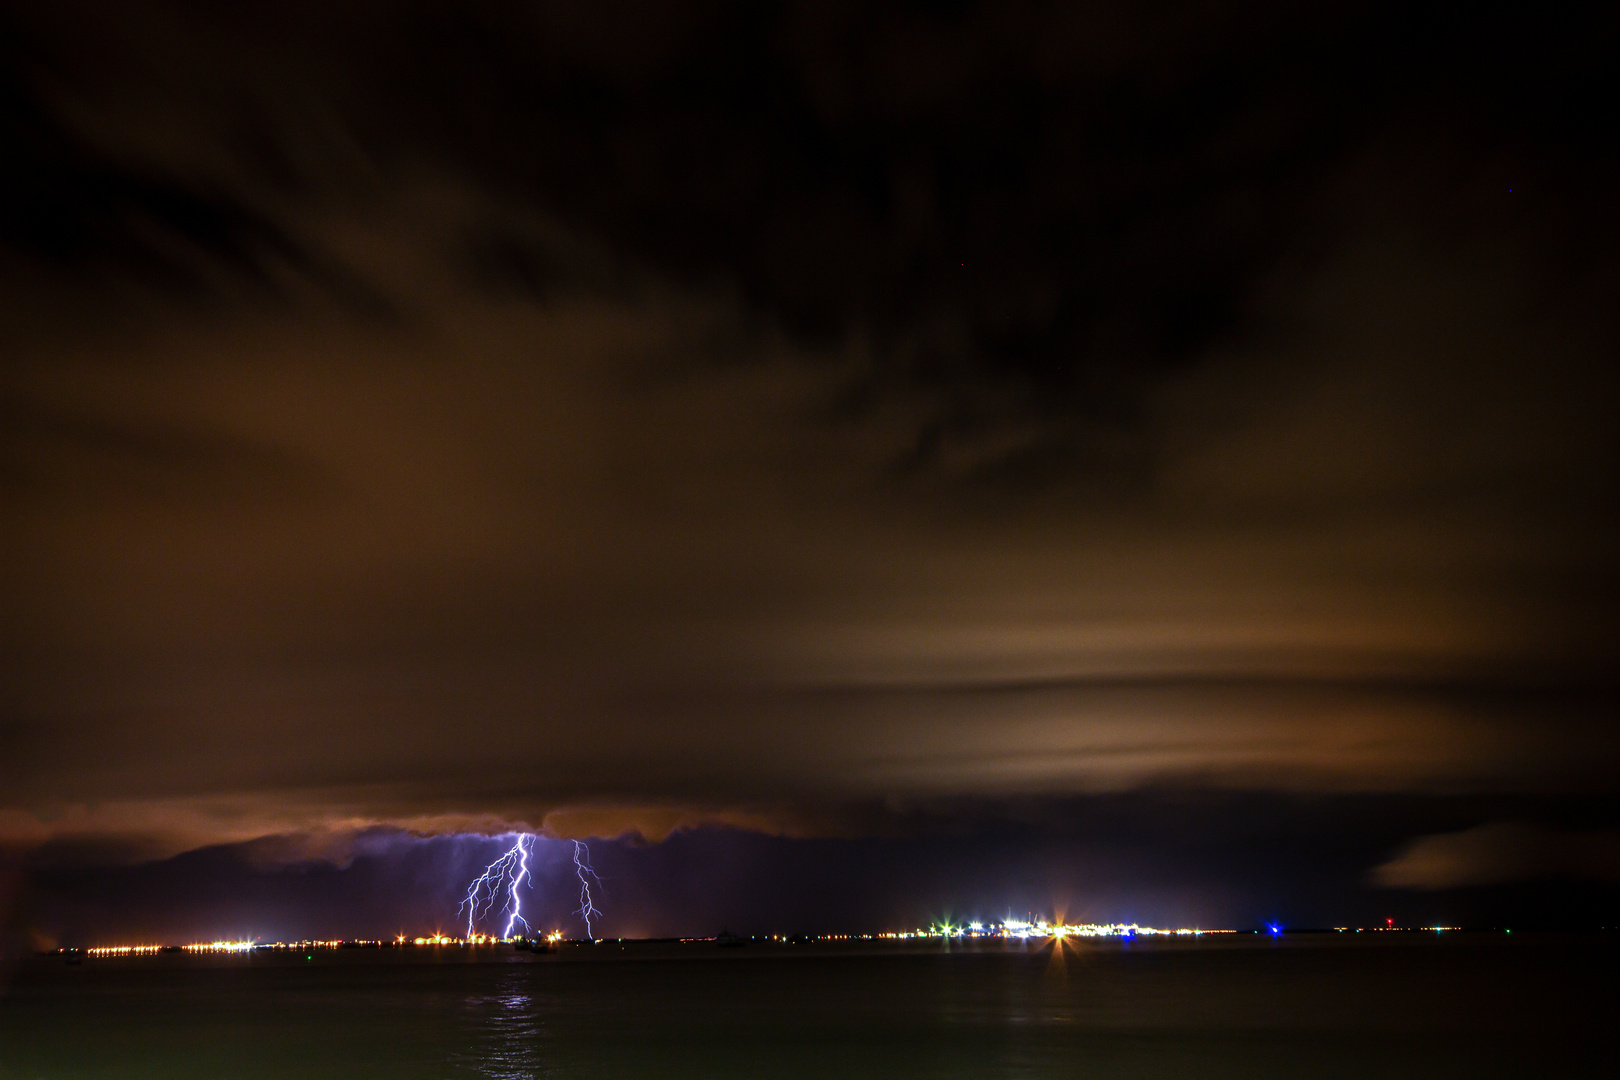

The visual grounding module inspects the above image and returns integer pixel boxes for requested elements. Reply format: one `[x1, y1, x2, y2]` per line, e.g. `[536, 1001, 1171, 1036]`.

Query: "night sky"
[3, 1, 1618, 948]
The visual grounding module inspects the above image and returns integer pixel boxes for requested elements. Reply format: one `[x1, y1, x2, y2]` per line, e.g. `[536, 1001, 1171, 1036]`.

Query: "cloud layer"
[2, 2, 1617, 864]
[1372, 822, 1620, 890]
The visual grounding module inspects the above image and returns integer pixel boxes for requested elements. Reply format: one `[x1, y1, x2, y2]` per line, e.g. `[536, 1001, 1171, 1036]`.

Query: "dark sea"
[1, 934, 1611, 1079]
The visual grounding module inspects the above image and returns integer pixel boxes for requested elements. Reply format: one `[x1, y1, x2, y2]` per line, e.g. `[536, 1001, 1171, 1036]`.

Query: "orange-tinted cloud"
[1372, 822, 1620, 889]
[2, 2, 1616, 866]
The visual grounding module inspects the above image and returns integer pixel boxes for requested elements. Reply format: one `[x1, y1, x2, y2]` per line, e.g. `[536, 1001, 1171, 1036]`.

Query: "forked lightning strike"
[458, 834, 603, 940]
[572, 840, 602, 939]
[460, 834, 532, 939]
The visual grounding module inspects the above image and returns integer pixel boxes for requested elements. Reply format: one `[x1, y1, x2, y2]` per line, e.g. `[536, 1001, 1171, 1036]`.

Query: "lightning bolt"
[572, 840, 602, 939]
[459, 834, 532, 939]
[458, 834, 604, 940]
[504, 834, 532, 938]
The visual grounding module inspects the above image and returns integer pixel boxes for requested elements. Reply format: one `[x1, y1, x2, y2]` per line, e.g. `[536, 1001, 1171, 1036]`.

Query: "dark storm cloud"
[373, 0, 1619, 480]
[1, 0, 1617, 875]
[0, 26, 293, 288]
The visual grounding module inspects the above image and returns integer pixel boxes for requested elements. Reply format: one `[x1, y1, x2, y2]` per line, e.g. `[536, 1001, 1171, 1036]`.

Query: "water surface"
[1, 934, 1609, 1078]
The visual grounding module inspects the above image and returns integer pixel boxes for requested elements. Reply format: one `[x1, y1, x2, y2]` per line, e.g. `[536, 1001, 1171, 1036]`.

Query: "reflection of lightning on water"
[460, 834, 532, 939]
[572, 840, 602, 939]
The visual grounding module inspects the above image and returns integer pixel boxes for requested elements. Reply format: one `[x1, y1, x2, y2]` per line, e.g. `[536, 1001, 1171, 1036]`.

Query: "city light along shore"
[61, 920, 1491, 957]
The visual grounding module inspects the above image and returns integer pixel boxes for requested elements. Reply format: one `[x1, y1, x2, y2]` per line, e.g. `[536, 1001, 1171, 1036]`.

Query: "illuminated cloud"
[1372, 822, 1620, 890]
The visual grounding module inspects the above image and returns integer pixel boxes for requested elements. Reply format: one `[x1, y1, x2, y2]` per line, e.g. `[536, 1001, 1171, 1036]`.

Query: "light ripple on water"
[0, 939, 1611, 1080]
[454, 979, 547, 1080]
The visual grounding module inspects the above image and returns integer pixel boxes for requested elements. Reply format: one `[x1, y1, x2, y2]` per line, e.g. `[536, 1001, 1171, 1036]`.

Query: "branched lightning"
[504, 835, 532, 938]
[459, 834, 532, 939]
[458, 834, 604, 940]
[572, 840, 602, 939]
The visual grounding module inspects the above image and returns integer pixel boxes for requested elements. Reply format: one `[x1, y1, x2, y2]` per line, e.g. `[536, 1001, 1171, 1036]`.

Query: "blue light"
[1267, 923, 1282, 936]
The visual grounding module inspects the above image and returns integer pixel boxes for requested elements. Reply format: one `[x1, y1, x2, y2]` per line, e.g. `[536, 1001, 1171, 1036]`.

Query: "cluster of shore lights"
[184, 941, 258, 952]
[408, 932, 568, 946]
[256, 940, 377, 949]
[880, 920, 1232, 940]
[184, 940, 380, 952]
[69, 925, 1501, 956]
[78, 935, 573, 955]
